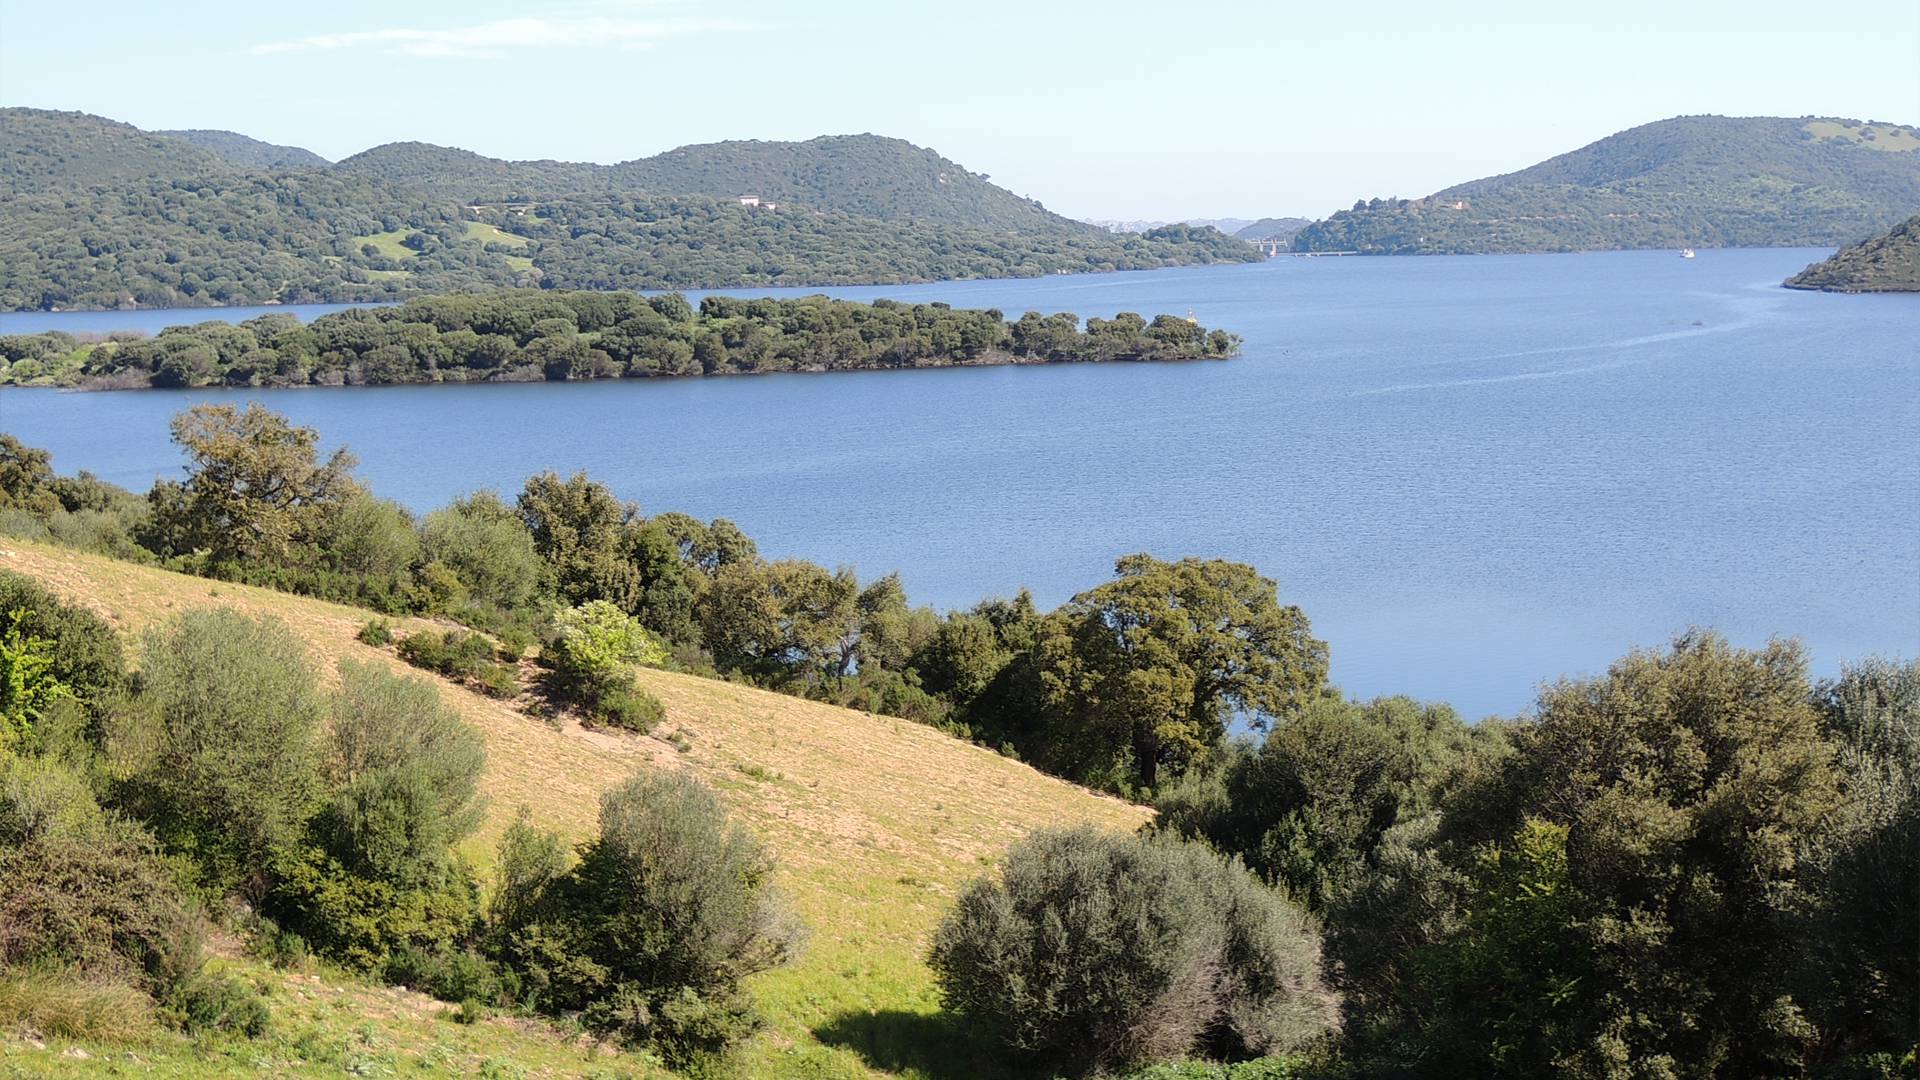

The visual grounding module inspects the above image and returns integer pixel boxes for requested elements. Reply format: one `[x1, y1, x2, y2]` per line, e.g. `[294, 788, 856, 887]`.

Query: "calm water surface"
[5, 248, 1916, 717]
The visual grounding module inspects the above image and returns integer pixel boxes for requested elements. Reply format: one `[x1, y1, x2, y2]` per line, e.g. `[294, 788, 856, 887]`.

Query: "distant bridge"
[1247, 239, 1360, 257]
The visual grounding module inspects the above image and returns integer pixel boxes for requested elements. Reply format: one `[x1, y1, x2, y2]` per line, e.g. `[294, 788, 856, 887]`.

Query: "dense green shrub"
[264, 660, 488, 970]
[163, 969, 271, 1038]
[0, 570, 127, 734]
[548, 600, 668, 726]
[1155, 695, 1494, 913]
[0, 837, 205, 996]
[420, 492, 544, 614]
[123, 608, 325, 894]
[930, 827, 1335, 1076]
[504, 771, 802, 1067]
[1341, 633, 1853, 1077]
[357, 618, 393, 646]
[397, 628, 518, 697]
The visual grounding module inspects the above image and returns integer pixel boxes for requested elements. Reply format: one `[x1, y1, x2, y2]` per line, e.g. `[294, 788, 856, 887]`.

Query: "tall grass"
[0, 969, 156, 1041]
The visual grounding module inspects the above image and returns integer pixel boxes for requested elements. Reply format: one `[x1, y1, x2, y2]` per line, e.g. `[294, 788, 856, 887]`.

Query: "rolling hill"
[1292, 115, 1920, 254]
[1784, 213, 1920, 291]
[0, 537, 1149, 1079]
[156, 128, 331, 169]
[0, 108, 1258, 311]
[1235, 216, 1310, 240]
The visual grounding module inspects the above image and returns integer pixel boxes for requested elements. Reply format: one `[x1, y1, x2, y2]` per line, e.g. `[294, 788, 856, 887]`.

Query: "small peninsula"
[1784, 214, 1920, 292]
[0, 290, 1241, 389]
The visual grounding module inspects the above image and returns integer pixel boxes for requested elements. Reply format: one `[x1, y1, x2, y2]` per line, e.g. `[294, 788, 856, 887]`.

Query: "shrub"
[385, 943, 507, 1006]
[596, 684, 666, 733]
[0, 570, 126, 748]
[357, 618, 393, 646]
[397, 629, 519, 696]
[507, 771, 802, 1067]
[929, 827, 1336, 1076]
[0, 837, 205, 996]
[322, 660, 486, 881]
[548, 601, 668, 725]
[124, 609, 324, 894]
[164, 968, 270, 1038]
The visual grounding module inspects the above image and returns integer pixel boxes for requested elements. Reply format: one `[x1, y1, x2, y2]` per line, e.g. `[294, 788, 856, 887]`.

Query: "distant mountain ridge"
[1293, 115, 1920, 254]
[1785, 214, 1920, 292]
[157, 129, 330, 169]
[0, 108, 1258, 311]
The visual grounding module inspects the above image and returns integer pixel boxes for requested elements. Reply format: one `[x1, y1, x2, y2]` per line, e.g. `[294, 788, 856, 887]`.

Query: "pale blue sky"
[2, 0, 1915, 219]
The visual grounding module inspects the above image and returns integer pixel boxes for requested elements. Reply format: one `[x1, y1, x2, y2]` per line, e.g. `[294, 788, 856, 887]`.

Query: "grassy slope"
[0, 539, 1148, 1078]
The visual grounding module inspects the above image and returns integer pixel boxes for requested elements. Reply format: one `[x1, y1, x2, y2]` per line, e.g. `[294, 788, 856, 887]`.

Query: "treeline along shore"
[0, 289, 1240, 389]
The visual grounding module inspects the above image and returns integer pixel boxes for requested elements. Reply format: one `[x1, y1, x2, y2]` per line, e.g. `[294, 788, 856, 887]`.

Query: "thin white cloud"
[249, 14, 750, 59]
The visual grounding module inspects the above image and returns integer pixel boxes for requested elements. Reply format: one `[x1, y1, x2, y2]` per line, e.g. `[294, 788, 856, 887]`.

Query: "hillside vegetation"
[0, 109, 1258, 312]
[1292, 115, 1920, 254]
[2, 410, 1913, 1078]
[156, 129, 332, 169]
[1234, 217, 1311, 240]
[1785, 213, 1920, 291]
[0, 538, 1148, 1078]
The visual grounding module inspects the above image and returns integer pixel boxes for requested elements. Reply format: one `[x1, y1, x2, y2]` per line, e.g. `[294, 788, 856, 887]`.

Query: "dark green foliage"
[1156, 695, 1491, 912]
[1795, 657, 1920, 1068]
[357, 618, 393, 646]
[125, 608, 325, 895]
[396, 629, 518, 697]
[1342, 633, 1852, 1077]
[163, 970, 271, 1038]
[4, 288, 1241, 389]
[594, 684, 667, 733]
[986, 555, 1328, 793]
[267, 843, 481, 972]
[1118, 1058, 1315, 1080]
[485, 809, 568, 954]
[261, 662, 489, 972]
[505, 771, 801, 1066]
[1294, 116, 1920, 255]
[1786, 213, 1920, 292]
[155, 128, 329, 169]
[382, 944, 508, 1007]
[929, 826, 1335, 1075]
[0, 837, 206, 997]
[0, 108, 1257, 313]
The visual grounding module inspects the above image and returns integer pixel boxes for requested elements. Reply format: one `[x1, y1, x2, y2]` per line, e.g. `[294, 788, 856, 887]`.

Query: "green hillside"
[1234, 217, 1310, 240]
[0, 109, 1258, 312]
[1785, 213, 1920, 291]
[156, 129, 331, 169]
[1292, 115, 1920, 254]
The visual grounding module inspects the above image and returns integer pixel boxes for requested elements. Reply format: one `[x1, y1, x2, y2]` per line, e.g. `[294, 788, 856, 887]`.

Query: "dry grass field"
[0, 539, 1149, 1079]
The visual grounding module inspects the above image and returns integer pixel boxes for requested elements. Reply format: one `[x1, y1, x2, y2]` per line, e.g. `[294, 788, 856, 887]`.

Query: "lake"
[3, 247, 1916, 718]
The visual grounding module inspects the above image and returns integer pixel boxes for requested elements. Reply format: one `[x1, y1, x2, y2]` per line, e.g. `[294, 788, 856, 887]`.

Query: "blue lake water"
[4, 248, 1916, 718]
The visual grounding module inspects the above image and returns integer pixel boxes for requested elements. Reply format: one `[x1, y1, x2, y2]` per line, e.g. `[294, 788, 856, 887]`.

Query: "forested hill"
[1292, 115, 1920, 254]
[156, 128, 330, 168]
[1785, 214, 1920, 292]
[339, 133, 1073, 232]
[1235, 216, 1311, 240]
[0, 108, 1259, 311]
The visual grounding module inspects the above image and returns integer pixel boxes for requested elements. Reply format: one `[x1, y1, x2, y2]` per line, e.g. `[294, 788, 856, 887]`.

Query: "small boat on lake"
[1680, 248, 1696, 259]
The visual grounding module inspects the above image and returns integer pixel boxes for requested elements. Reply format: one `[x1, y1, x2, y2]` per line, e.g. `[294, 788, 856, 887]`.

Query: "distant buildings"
[737, 195, 778, 210]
